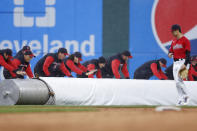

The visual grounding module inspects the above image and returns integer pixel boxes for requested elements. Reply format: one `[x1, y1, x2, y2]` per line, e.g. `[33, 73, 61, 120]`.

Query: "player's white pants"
[173, 59, 188, 100]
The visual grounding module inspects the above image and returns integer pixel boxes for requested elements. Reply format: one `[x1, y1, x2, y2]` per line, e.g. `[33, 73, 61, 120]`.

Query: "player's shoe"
[176, 100, 183, 106]
[182, 95, 189, 105]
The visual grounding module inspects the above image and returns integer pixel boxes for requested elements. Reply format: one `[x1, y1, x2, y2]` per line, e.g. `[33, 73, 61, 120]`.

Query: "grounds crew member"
[78, 56, 106, 78]
[64, 52, 91, 77]
[188, 56, 197, 81]
[102, 50, 132, 79]
[134, 58, 168, 80]
[168, 24, 190, 105]
[34, 48, 71, 77]
[4, 50, 35, 79]
[0, 49, 17, 78]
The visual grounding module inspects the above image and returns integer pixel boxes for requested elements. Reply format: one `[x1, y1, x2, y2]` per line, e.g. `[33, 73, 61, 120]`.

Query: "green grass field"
[0, 105, 196, 113]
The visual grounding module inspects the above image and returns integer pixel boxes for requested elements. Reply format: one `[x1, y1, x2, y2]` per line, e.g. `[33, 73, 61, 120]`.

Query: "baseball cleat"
[182, 96, 189, 105]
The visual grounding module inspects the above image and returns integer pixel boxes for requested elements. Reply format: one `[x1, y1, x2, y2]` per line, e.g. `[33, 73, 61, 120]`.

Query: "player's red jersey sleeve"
[25, 64, 34, 78]
[121, 63, 130, 78]
[66, 60, 83, 75]
[111, 59, 121, 78]
[150, 63, 167, 80]
[60, 62, 71, 76]
[43, 56, 54, 76]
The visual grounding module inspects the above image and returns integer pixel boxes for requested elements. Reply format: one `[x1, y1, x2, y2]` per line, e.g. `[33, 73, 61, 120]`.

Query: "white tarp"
[40, 77, 197, 106]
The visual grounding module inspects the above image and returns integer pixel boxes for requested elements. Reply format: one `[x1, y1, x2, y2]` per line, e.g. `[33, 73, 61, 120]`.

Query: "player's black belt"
[174, 58, 185, 61]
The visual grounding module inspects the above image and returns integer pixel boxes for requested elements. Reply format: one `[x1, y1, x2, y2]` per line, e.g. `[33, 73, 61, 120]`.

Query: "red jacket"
[87, 64, 102, 78]
[65, 59, 87, 75]
[11, 58, 34, 78]
[43, 56, 71, 77]
[111, 59, 130, 79]
[0, 55, 16, 77]
[188, 65, 197, 81]
[150, 63, 168, 80]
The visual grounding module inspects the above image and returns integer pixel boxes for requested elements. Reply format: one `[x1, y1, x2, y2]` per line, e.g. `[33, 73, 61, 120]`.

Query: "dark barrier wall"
[102, 0, 129, 57]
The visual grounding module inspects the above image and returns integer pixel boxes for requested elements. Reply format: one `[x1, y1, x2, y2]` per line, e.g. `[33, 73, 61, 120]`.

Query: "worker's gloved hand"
[161, 78, 165, 80]
[125, 77, 130, 79]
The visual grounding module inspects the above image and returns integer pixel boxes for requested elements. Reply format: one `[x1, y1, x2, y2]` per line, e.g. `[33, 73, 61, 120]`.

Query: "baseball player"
[101, 50, 132, 79]
[134, 58, 168, 80]
[77, 56, 106, 78]
[34, 48, 71, 77]
[168, 24, 190, 105]
[4, 50, 35, 79]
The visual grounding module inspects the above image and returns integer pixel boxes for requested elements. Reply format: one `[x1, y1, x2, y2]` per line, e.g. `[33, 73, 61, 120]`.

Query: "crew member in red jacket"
[134, 58, 168, 80]
[64, 52, 87, 77]
[188, 56, 197, 81]
[34, 48, 71, 77]
[102, 50, 132, 79]
[4, 50, 35, 79]
[0, 49, 16, 78]
[78, 56, 106, 78]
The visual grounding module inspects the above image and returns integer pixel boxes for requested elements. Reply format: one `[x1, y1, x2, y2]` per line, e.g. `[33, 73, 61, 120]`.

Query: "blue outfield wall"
[0, 0, 103, 78]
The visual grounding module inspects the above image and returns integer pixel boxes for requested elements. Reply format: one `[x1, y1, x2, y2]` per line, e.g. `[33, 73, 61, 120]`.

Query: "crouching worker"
[0, 49, 17, 78]
[78, 56, 106, 78]
[102, 50, 132, 79]
[134, 58, 168, 80]
[34, 48, 71, 77]
[188, 56, 197, 81]
[63, 52, 95, 77]
[3, 50, 35, 79]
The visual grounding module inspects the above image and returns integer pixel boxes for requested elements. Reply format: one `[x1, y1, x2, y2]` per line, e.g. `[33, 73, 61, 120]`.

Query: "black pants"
[133, 71, 151, 79]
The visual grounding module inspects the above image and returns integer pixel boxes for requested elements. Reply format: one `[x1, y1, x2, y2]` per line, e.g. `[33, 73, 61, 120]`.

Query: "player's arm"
[111, 59, 121, 79]
[25, 64, 34, 78]
[60, 62, 71, 76]
[66, 60, 84, 75]
[121, 63, 130, 79]
[184, 38, 191, 66]
[168, 42, 174, 58]
[150, 63, 163, 80]
[43, 56, 54, 76]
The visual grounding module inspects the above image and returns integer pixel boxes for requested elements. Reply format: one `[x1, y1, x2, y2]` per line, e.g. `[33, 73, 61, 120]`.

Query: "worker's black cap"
[58, 48, 68, 55]
[122, 50, 132, 58]
[74, 52, 82, 61]
[159, 58, 167, 67]
[98, 56, 106, 63]
[3, 48, 13, 59]
[171, 24, 181, 32]
[22, 46, 31, 51]
[24, 50, 35, 58]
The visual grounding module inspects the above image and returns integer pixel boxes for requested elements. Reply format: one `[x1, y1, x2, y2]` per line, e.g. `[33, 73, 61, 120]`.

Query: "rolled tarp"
[40, 77, 197, 106]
